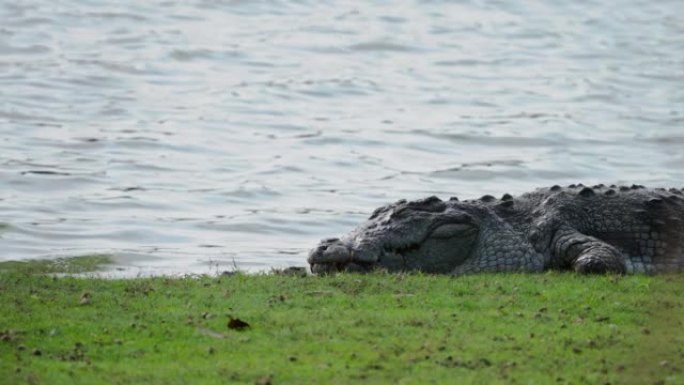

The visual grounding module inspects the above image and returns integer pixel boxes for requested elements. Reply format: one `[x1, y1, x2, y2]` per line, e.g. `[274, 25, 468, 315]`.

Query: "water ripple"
[0, 0, 682, 275]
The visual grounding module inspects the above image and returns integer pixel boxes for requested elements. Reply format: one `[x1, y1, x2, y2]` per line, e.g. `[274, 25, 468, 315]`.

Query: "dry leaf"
[79, 292, 91, 305]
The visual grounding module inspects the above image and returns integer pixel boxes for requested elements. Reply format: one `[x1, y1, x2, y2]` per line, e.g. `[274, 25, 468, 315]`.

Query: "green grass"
[0, 271, 682, 385]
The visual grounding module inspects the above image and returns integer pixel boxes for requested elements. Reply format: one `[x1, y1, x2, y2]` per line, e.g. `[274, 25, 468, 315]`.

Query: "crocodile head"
[308, 196, 480, 274]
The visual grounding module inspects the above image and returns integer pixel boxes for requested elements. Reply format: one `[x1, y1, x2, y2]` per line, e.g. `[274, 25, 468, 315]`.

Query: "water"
[1, 0, 682, 276]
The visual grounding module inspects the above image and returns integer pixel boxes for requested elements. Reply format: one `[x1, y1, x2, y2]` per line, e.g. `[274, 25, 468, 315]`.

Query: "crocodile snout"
[308, 238, 373, 274]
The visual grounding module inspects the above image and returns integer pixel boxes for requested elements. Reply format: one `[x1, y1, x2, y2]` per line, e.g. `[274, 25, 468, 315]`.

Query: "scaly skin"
[308, 184, 684, 275]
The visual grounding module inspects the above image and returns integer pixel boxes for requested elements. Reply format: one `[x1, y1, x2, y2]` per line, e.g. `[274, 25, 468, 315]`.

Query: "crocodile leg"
[551, 225, 627, 274]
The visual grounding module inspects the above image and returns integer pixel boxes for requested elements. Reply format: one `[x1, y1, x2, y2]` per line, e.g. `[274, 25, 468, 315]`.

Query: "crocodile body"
[308, 184, 684, 274]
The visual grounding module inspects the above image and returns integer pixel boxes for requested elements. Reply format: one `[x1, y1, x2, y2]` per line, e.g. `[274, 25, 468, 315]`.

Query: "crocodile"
[308, 184, 684, 275]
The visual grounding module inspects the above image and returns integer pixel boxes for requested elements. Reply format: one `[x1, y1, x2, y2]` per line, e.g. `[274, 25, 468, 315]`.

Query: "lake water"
[1, 0, 682, 276]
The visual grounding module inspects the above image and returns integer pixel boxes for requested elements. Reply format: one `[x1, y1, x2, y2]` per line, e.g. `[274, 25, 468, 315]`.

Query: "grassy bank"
[0, 265, 682, 384]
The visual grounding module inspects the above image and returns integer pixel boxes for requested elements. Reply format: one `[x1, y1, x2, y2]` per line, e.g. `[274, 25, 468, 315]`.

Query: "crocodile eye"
[429, 223, 475, 239]
[529, 229, 541, 242]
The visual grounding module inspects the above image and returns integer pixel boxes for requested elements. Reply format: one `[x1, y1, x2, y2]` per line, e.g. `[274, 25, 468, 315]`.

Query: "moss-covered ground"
[0, 259, 682, 384]
[0, 255, 113, 275]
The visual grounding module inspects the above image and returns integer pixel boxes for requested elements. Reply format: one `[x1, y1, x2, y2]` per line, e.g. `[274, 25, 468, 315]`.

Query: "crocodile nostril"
[324, 237, 340, 243]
